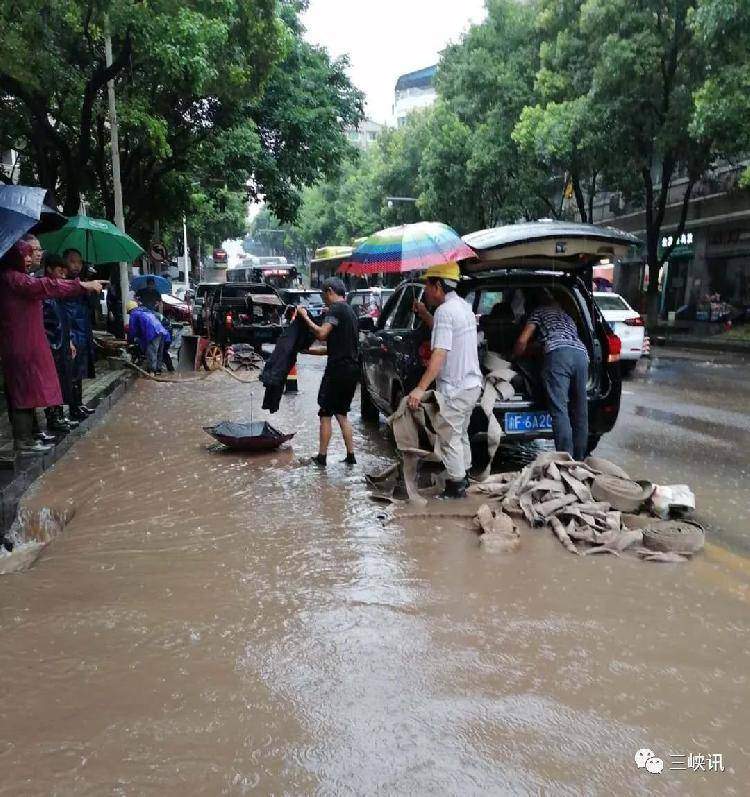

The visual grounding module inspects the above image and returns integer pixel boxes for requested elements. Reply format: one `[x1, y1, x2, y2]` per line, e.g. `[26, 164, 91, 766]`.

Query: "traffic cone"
[285, 363, 298, 393]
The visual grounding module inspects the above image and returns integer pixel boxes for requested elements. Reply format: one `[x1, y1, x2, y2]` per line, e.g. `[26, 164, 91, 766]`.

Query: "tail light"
[225, 313, 233, 329]
[606, 332, 621, 363]
[418, 341, 432, 367]
[623, 316, 644, 327]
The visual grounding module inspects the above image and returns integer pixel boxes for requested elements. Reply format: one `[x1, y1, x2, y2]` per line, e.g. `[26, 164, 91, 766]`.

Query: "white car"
[594, 292, 645, 374]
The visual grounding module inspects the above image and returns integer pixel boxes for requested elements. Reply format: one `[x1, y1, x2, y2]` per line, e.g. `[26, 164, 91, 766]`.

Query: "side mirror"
[358, 316, 375, 332]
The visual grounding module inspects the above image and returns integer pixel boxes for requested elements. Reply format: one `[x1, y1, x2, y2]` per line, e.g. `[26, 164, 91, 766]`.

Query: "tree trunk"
[572, 171, 588, 223]
[645, 233, 661, 328]
[189, 243, 200, 280]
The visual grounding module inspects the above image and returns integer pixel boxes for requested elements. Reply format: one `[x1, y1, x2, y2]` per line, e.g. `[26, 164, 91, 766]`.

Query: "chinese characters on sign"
[661, 232, 694, 249]
[669, 753, 725, 772]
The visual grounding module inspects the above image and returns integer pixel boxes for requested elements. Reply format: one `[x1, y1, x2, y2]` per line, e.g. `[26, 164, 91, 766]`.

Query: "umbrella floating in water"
[203, 421, 295, 452]
[40, 215, 144, 264]
[0, 185, 67, 259]
[338, 221, 476, 276]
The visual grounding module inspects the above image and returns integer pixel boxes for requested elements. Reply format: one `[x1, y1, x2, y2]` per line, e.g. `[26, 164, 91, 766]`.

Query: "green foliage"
[690, 0, 750, 153]
[437, 0, 551, 226]
[0, 0, 362, 253]
[243, 0, 750, 292]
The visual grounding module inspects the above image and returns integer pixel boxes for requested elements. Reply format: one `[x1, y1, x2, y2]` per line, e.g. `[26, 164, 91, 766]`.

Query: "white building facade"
[345, 119, 383, 150]
[393, 65, 437, 127]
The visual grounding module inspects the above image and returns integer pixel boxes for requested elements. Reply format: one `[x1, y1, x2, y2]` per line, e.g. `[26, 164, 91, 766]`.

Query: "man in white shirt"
[407, 262, 482, 498]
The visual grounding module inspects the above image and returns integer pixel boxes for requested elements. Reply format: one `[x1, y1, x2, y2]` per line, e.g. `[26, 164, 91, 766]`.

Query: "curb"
[0, 370, 136, 536]
[650, 335, 750, 355]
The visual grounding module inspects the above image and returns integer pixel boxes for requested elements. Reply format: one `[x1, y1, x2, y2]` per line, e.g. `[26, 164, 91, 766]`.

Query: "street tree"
[0, 0, 362, 254]
[512, 0, 612, 222]
[0, 0, 281, 219]
[575, 0, 721, 324]
[415, 102, 484, 233]
[690, 0, 750, 162]
[436, 0, 553, 226]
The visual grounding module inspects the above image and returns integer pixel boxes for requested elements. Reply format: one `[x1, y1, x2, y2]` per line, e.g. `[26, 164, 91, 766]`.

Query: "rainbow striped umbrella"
[338, 222, 475, 276]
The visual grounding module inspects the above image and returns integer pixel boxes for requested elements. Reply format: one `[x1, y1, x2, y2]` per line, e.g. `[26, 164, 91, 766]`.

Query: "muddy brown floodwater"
[1, 355, 748, 795]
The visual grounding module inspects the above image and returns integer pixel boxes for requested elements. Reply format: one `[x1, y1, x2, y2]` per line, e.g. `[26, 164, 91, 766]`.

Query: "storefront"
[658, 232, 695, 315]
[705, 226, 750, 310]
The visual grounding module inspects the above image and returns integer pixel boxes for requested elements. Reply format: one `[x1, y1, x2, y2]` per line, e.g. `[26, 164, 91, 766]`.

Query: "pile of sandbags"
[469, 452, 703, 562]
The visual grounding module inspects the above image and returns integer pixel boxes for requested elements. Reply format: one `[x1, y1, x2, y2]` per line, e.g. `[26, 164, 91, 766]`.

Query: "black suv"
[359, 221, 637, 460]
[204, 283, 284, 350]
[278, 288, 326, 321]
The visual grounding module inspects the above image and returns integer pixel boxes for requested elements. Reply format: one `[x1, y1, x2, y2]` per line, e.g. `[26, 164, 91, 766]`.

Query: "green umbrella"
[39, 215, 144, 264]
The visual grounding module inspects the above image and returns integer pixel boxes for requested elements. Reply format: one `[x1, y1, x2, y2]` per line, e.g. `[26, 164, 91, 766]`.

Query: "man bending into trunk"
[297, 277, 360, 466]
[513, 289, 589, 461]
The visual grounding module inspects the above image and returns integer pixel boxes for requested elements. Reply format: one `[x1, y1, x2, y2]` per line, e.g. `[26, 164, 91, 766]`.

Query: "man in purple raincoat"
[128, 304, 171, 374]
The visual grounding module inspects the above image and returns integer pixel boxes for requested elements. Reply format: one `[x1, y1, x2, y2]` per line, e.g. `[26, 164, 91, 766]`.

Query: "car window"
[595, 294, 631, 312]
[381, 289, 404, 329]
[378, 288, 400, 329]
[476, 290, 505, 316]
[349, 293, 367, 307]
[387, 285, 422, 330]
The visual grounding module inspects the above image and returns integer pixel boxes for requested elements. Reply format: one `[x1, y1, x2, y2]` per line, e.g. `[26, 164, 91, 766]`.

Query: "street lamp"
[386, 195, 417, 209]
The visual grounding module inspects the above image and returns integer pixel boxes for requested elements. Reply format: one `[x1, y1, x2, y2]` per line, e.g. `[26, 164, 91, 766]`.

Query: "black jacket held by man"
[260, 315, 315, 412]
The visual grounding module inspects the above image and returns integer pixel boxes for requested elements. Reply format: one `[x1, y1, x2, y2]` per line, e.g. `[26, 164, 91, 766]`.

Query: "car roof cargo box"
[462, 221, 640, 274]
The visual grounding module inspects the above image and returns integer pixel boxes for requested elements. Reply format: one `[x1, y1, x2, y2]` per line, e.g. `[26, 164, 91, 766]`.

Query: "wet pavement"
[0, 349, 748, 795]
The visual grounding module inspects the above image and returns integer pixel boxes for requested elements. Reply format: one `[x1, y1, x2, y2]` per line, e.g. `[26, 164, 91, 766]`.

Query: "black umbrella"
[0, 185, 67, 258]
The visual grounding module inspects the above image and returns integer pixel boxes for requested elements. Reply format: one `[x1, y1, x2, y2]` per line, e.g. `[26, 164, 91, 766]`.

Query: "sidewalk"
[1, 363, 135, 535]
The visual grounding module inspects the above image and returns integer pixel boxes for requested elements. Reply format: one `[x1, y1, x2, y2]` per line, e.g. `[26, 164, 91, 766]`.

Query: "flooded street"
[1, 351, 748, 795]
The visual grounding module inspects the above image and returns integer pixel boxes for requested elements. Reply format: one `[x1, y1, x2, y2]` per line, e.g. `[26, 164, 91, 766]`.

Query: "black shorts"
[318, 364, 359, 417]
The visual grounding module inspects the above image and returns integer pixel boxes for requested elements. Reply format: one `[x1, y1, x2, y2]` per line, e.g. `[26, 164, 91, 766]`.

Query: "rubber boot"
[442, 478, 467, 499]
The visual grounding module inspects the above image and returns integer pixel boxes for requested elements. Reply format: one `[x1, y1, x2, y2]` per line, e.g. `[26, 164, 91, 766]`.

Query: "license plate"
[504, 411, 553, 434]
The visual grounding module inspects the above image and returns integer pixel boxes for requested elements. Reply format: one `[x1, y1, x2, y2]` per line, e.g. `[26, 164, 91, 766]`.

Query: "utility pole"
[182, 214, 190, 290]
[104, 19, 130, 334]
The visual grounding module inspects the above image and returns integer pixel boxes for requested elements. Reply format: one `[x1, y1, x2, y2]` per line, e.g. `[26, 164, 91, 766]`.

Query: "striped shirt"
[528, 306, 588, 356]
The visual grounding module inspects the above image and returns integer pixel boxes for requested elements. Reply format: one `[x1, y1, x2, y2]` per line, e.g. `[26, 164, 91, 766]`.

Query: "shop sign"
[659, 231, 694, 259]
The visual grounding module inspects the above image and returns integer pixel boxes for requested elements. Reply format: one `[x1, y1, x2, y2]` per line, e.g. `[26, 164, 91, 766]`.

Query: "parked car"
[191, 282, 220, 335]
[204, 283, 284, 351]
[359, 220, 636, 465]
[594, 291, 645, 375]
[346, 288, 395, 320]
[160, 293, 192, 325]
[278, 288, 326, 320]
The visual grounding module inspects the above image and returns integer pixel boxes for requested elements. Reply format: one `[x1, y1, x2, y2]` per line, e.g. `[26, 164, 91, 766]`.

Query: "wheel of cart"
[203, 342, 225, 371]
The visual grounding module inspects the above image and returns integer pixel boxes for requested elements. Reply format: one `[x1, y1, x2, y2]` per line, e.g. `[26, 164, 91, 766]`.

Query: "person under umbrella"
[42, 252, 79, 433]
[21, 233, 43, 273]
[0, 240, 103, 453]
[407, 262, 483, 498]
[127, 303, 171, 374]
[135, 276, 161, 310]
[62, 248, 97, 420]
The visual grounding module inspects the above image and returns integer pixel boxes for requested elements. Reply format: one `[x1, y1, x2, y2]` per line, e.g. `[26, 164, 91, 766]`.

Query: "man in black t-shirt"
[297, 277, 360, 466]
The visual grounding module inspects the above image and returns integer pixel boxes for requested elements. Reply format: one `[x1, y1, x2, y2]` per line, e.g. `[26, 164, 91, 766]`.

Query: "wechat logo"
[635, 748, 664, 774]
